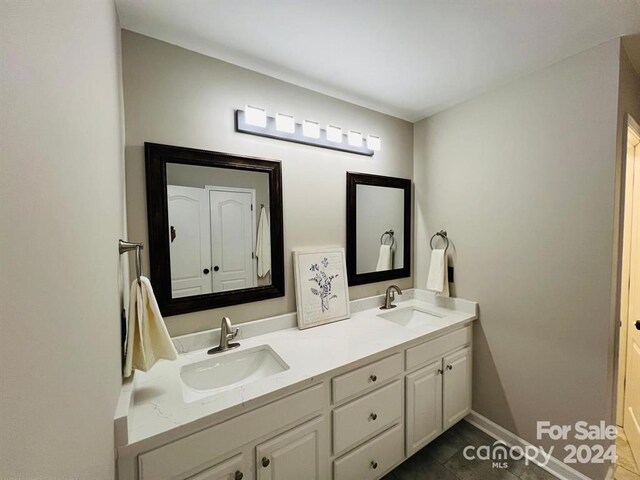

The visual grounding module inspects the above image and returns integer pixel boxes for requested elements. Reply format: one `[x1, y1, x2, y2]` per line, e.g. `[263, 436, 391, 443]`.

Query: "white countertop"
[119, 290, 477, 453]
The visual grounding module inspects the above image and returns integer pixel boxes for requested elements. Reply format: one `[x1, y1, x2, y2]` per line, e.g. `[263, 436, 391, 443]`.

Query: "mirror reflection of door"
[168, 185, 259, 297]
[165, 162, 271, 299]
[168, 185, 212, 297]
[209, 187, 256, 292]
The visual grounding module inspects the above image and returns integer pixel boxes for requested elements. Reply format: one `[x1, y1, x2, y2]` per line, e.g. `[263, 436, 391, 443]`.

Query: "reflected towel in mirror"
[256, 206, 271, 277]
[375, 244, 393, 271]
[123, 276, 177, 377]
[426, 248, 449, 297]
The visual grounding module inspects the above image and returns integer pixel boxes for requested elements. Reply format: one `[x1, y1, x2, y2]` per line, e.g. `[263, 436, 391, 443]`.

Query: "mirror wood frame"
[145, 142, 285, 316]
[346, 172, 412, 286]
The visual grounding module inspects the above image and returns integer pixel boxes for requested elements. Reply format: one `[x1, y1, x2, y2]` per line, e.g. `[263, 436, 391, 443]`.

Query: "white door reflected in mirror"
[166, 163, 271, 299]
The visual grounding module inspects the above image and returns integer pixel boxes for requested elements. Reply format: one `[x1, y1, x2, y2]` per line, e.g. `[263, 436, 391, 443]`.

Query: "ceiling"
[115, 0, 640, 122]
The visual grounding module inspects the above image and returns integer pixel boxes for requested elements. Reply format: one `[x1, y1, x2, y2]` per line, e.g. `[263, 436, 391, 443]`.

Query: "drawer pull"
[446, 365, 453, 371]
[369, 374, 377, 382]
[369, 412, 378, 421]
[370, 461, 378, 469]
[261, 457, 270, 468]
[234, 471, 243, 480]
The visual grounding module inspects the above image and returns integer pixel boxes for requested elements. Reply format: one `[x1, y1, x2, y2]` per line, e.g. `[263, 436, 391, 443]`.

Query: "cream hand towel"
[426, 248, 450, 297]
[256, 206, 271, 277]
[123, 276, 177, 377]
[375, 245, 393, 271]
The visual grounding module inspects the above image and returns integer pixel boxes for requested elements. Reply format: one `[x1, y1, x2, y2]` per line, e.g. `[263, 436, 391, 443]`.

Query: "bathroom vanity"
[115, 290, 477, 480]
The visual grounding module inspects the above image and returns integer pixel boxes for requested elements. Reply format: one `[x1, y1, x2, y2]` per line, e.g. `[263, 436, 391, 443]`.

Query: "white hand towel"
[123, 276, 177, 377]
[375, 245, 393, 271]
[426, 248, 450, 297]
[256, 206, 271, 277]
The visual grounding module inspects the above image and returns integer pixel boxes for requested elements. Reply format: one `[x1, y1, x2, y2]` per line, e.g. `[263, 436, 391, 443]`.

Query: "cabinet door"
[443, 347, 472, 430]
[256, 416, 327, 480]
[405, 360, 443, 456]
[187, 453, 250, 480]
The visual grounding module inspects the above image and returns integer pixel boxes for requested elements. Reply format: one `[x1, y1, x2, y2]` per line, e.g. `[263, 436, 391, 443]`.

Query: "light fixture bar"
[235, 110, 375, 156]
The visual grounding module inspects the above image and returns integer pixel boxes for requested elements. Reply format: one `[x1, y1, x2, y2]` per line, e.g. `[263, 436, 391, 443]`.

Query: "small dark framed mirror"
[145, 143, 285, 316]
[346, 172, 411, 286]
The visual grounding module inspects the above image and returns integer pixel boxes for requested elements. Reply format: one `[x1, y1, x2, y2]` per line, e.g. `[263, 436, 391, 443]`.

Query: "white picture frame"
[293, 248, 350, 329]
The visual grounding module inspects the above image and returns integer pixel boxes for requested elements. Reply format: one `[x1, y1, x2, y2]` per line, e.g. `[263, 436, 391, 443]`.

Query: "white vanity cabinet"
[186, 454, 249, 480]
[443, 347, 472, 430]
[256, 416, 327, 480]
[405, 360, 443, 455]
[129, 384, 328, 480]
[330, 356, 404, 480]
[404, 329, 473, 457]
[119, 323, 474, 480]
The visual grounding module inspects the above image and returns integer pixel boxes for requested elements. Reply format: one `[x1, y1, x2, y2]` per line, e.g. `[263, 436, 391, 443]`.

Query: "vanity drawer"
[138, 384, 324, 480]
[332, 353, 402, 403]
[333, 424, 404, 480]
[332, 380, 402, 455]
[406, 326, 471, 371]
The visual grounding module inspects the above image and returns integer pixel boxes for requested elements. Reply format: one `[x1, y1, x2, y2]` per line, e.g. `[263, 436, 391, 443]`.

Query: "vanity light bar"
[235, 108, 377, 156]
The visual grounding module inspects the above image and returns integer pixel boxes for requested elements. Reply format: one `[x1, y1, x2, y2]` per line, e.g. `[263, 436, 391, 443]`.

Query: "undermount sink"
[378, 306, 450, 329]
[180, 345, 289, 392]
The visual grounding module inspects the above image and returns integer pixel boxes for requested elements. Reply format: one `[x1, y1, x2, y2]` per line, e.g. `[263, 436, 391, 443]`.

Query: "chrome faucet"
[208, 317, 240, 354]
[380, 285, 402, 310]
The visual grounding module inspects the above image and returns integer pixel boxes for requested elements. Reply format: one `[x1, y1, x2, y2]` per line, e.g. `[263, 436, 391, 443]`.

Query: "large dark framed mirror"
[145, 143, 285, 316]
[347, 172, 411, 286]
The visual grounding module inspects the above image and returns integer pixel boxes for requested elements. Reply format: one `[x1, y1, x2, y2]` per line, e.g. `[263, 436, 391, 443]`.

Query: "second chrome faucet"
[380, 285, 402, 310]
[208, 316, 240, 354]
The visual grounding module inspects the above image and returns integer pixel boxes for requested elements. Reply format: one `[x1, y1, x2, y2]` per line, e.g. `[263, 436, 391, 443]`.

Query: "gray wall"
[0, 1, 126, 478]
[122, 31, 414, 336]
[414, 40, 621, 479]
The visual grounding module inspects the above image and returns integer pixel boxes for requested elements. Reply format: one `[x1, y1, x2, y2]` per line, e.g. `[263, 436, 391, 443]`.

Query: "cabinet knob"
[261, 457, 270, 468]
[214, 266, 220, 272]
[203, 268, 210, 275]
[636, 320, 640, 330]
[446, 365, 453, 370]
[369, 374, 377, 382]
[437, 369, 443, 375]
[234, 471, 243, 480]
[369, 412, 378, 421]
[370, 461, 378, 469]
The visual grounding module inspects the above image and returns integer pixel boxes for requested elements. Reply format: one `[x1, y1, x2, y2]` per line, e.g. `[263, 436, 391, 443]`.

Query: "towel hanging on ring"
[256, 205, 271, 277]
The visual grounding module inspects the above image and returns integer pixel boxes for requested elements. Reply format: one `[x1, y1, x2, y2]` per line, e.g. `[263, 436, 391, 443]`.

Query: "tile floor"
[384, 421, 640, 480]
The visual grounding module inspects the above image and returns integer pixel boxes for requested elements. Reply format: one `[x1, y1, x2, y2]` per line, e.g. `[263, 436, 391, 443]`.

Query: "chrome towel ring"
[429, 230, 449, 252]
[380, 229, 395, 248]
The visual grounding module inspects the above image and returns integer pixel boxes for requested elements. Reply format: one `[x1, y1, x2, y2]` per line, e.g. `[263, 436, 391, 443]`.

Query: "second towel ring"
[380, 229, 395, 248]
[430, 230, 449, 252]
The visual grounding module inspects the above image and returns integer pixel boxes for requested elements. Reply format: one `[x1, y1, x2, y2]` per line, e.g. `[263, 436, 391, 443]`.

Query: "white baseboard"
[465, 411, 611, 480]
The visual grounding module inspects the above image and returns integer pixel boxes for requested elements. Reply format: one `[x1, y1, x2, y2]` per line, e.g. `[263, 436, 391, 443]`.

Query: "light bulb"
[302, 120, 320, 138]
[348, 130, 363, 147]
[367, 135, 381, 151]
[245, 105, 267, 128]
[326, 125, 343, 143]
[275, 113, 295, 133]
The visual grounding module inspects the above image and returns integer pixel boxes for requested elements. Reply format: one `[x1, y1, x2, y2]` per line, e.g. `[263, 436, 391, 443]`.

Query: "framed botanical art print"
[293, 248, 350, 329]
